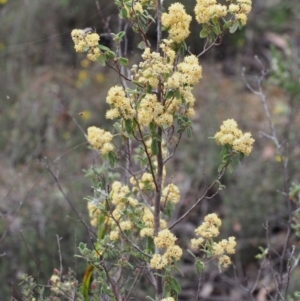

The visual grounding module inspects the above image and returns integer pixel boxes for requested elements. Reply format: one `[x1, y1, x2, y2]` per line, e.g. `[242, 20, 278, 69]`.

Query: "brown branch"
[43, 159, 96, 238]
[197, 34, 223, 58]
[169, 162, 229, 230]
[105, 198, 152, 258]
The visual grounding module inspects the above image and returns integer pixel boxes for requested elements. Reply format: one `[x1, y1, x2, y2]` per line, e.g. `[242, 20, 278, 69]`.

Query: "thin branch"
[56, 235, 63, 279]
[169, 162, 229, 230]
[242, 61, 280, 149]
[197, 35, 223, 58]
[283, 245, 295, 300]
[43, 159, 96, 238]
[105, 198, 152, 258]
[126, 266, 144, 300]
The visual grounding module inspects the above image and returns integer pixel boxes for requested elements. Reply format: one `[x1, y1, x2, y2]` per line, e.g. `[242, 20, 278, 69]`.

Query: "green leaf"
[211, 25, 220, 36]
[186, 249, 197, 259]
[98, 44, 112, 52]
[187, 127, 193, 138]
[229, 21, 239, 33]
[166, 90, 175, 99]
[149, 122, 156, 136]
[125, 119, 132, 134]
[146, 85, 152, 94]
[170, 278, 182, 294]
[116, 31, 125, 39]
[105, 50, 115, 60]
[138, 41, 147, 50]
[174, 89, 181, 99]
[151, 139, 158, 155]
[118, 57, 128, 66]
[108, 152, 115, 168]
[96, 54, 106, 66]
[120, 7, 128, 19]
[195, 259, 205, 273]
[200, 28, 208, 38]
[146, 237, 154, 254]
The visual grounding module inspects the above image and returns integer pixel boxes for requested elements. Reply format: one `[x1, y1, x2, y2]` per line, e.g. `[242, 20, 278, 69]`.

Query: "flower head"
[214, 119, 255, 156]
[162, 3, 192, 43]
[87, 126, 114, 154]
[71, 29, 100, 61]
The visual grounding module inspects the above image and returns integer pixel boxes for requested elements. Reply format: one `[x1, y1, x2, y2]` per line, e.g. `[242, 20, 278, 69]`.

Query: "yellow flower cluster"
[161, 298, 175, 301]
[105, 47, 201, 127]
[212, 237, 236, 267]
[132, 47, 174, 88]
[87, 126, 114, 154]
[191, 214, 237, 268]
[49, 273, 76, 295]
[161, 3, 192, 43]
[108, 181, 139, 241]
[71, 29, 100, 61]
[166, 55, 202, 118]
[139, 93, 175, 127]
[194, 0, 252, 25]
[145, 138, 168, 159]
[150, 229, 183, 269]
[168, 55, 202, 89]
[214, 119, 255, 156]
[194, 213, 222, 239]
[161, 184, 180, 204]
[105, 85, 136, 120]
[87, 202, 101, 227]
[160, 39, 176, 63]
[140, 207, 167, 238]
[228, 0, 252, 25]
[194, 0, 227, 24]
[130, 172, 156, 192]
[133, 2, 143, 14]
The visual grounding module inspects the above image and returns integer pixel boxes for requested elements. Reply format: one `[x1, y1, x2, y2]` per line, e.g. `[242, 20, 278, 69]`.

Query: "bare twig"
[105, 198, 152, 258]
[126, 266, 144, 300]
[56, 235, 63, 279]
[197, 35, 223, 58]
[169, 162, 229, 230]
[43, 159, 96, 238]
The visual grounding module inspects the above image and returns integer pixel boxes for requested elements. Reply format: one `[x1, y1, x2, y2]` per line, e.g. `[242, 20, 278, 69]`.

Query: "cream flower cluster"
[87, 126, 114, 154]
[212, 237, 237, 267]
[214, 119, 255, 156]
[161, 184, 180, 205]
[194, 0, 227, 24]
[87, 202, 101, 227]
[145, 138, 168, 159]
[131, 47, 174, 88]
[130, 172, 156, 192]
[193, 213, 222, 242]
[228, 0, 252, 25]
[167, 55, 202, 118]
[105, 85, 136, 120]
[161, 3, 192, 43]
[150, 229, 183, 269]
[191, 214, 236, 268]
[140, 207, 167, 238]
[108, 181, 139, 241]
[49, 273, 76, 295]
[71, 29, 100, 61]
[106, 48, 202, 127]
[194, 0, 252, 26]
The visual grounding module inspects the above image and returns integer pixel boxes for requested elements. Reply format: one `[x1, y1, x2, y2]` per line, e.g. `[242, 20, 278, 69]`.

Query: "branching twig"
[56, 235, 63, 279]
[169, 162, 229, 230]
[43, 159, 96, 238]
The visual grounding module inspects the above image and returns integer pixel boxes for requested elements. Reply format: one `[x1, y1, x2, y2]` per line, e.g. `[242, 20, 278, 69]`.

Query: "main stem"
[154, 0, 163, 298]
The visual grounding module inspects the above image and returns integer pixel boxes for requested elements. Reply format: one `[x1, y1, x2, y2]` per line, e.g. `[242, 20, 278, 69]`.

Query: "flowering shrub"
[18, 0, 254, 300]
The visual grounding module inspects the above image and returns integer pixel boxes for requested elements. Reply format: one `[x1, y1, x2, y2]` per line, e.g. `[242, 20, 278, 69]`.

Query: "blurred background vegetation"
[1, 0, 300, 299]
